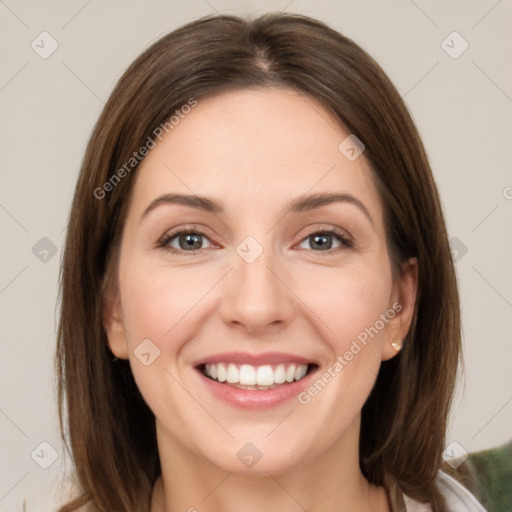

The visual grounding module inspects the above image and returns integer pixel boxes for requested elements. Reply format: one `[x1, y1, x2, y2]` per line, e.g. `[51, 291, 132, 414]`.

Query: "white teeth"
[274, 364, 286, 383]
[256, 365, 274, 386]
[202, 362, 310, 387]
[295, 365, 307, 380]
[217, 363, 227, 382]
[285, 364, 296, 382]
[239, 364, 256, 385]
[226, 364, 238, 383]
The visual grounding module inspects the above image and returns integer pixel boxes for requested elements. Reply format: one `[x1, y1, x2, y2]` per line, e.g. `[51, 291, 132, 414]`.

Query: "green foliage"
[469, 441, 512, 512]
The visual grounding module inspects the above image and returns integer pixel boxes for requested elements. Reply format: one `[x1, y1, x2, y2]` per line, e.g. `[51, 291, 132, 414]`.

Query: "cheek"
[270, 266, 394, 461]
[291, 264, 392, 409]
[119, 262, 212, 351]
[118, 263, 214, 435]
[296, 264, 393, 350]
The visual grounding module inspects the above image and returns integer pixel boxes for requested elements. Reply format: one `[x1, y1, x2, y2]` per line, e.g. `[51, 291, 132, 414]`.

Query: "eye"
[297, 230, 352, 253]
[157, 227, 352, 255]
[158, 229, 214, 253]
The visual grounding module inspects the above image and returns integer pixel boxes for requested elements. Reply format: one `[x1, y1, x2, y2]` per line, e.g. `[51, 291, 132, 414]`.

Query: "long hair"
[56, 12, 461, 511]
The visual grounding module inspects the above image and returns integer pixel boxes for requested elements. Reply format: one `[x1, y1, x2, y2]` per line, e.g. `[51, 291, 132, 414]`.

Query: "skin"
[103, 87, 418, 512]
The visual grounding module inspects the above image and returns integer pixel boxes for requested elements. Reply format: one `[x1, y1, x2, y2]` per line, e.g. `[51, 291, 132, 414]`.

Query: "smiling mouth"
[198, 362, 317, 390]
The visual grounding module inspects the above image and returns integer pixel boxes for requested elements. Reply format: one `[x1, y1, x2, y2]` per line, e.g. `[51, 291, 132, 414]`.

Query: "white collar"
[403, 471, 487, 511]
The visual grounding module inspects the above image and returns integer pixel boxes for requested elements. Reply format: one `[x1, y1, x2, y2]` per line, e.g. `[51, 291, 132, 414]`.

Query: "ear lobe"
[102, 287, 129, 360]
[382, 338, 403, 361]
[381, 257, 419, 361]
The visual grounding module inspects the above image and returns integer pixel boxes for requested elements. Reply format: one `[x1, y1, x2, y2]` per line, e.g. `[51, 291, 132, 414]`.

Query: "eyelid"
[156, 225, 217, 251]
[293, 227, 353, 255]
[294, 224, 353, 244]
[156, 223, 353, 254]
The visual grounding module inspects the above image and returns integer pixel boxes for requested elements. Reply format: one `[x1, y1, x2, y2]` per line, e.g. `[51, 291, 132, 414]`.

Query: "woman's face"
[104, 87, 417, 475]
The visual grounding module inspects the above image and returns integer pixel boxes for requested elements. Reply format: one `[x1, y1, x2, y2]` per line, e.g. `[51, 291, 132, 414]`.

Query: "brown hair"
[56, 12, 461, 512]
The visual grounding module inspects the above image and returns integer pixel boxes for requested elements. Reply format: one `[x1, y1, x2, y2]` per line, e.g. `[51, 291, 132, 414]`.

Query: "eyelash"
[156, 226, 353, 256]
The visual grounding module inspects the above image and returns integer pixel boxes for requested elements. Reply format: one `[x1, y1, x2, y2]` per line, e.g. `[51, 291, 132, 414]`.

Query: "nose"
[219, 245, 296, 336]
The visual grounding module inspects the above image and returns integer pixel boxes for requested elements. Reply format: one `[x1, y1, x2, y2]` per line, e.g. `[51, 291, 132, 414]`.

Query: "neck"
[151, 418, 390, 512]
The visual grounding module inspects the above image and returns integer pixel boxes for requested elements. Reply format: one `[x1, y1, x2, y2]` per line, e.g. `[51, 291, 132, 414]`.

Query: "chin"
[192, 431, 315, 477]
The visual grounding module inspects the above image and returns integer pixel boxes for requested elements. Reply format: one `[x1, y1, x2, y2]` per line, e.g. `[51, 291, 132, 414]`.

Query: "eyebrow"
[140, 192, 374, 225]
[286, 192, 373, 225]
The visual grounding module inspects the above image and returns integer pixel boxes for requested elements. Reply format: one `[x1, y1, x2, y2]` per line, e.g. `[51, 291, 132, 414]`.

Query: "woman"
[56, 12, 486, 512]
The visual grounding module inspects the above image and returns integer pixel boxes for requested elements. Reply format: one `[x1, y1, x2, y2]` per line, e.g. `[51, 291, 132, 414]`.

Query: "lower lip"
[195, 366, 318, 410]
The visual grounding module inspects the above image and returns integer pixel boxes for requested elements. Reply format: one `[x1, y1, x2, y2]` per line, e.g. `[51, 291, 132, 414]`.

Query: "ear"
[102, 284, 130, 360]
[381, 257, 418, 361]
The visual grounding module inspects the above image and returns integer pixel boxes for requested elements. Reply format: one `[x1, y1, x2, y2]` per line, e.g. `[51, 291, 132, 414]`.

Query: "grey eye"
[168, 232, 210, 251]
[298, 232, 342, 251]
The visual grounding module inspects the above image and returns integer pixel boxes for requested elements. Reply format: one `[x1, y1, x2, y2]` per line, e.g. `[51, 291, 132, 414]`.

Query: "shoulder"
[436, 471, 487, 511]
[403, 471, 487, 512]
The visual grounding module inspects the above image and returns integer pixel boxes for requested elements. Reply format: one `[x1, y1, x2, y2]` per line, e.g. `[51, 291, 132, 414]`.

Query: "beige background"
[1, 0, 511, 509]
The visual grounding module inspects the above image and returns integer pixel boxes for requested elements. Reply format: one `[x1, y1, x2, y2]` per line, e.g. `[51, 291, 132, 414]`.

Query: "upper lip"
[193, 351, 317, 367]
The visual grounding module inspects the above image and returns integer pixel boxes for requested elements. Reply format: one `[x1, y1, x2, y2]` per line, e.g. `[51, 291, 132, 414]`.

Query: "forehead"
[127, 87, 384, 225]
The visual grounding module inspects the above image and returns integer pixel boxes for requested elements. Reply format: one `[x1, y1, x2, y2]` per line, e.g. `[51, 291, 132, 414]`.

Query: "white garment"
[404, 471, 487, 511]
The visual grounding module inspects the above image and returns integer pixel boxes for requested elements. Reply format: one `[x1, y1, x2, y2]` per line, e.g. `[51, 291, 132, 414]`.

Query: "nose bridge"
[220, 236, 294, 332]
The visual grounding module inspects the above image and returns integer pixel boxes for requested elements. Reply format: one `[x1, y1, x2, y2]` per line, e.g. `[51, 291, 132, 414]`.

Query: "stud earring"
[391, 341, 402, 351]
